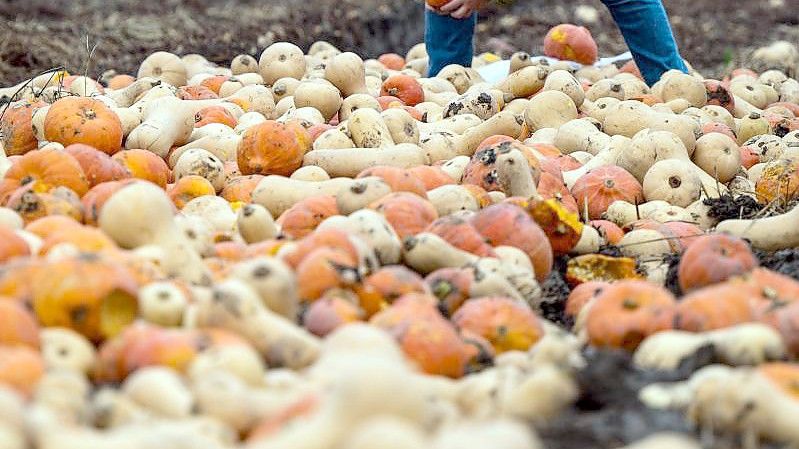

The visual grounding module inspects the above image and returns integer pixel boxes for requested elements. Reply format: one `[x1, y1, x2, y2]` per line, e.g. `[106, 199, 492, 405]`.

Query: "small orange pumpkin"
[81, 180, 135, 226]
[25, 215, 82, 240]
[544, 24, 598, 65]
[674, 283, 755, 332]
[369, 192, 438, 239]
[585, 280, 676, 351]
[303, 295, 364, 337]
[426, 214, 497, 258]
[5, 185, 85, 224]
[177, 85, 219, 100]
[755, 158, 799, 206]
[378, 53, 406, 71]
[590, 220, 624, 245]
[282, 228, 361, 269]
[64, 144, 130, 187]
[167, 175, 216, 209]
[44, 97, 123, 155]
[452, 297, 544, 353]
[0, 99, 45, 156]
[0, 300, 40, 348]
[462, 139, 542, 192]
[571, 166, 643, 220]
[380, 74, 424, 106]
[220, 175, 264, 203]
[0, 345, 44, 397]
[296, 247, 360, 302]
[565, 281, 610, 319]
[276, 195, 339, 239]
[39, 225, 117, 255]
[237, 120, 311, 176]
[2, 148, 90, 200]
[0, 227, 30, 263]
[355, 265, 430, 316]
[425, 267, 475, 317]
[194, 105, 237, 128]
[107, 74, 135, 89]
[678, 234, 758, 292]
[112, 149, 171, 189]
[407, 165, 455, 190]
[357, 166, 427, 197]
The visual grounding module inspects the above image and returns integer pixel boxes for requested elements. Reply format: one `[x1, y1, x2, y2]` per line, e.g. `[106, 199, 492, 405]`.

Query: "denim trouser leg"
[425, 9, 477, 77]
[599, 0, 688, 85]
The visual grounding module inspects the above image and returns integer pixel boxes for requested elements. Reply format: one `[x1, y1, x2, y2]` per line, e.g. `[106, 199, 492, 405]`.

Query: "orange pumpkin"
[462, 139, 542, 192]
[112, 149, 171, 189]
[585, 280, 676, 351]
[407, 165, 455, 190]
[757, 363, 799, 399]
[425, 267, 475, 317]
[0, 345, 44, 397]
[590, 220, 624, 245]
[39, 225, 117, 255]
[571, 166, 643, 220]
[357, 166, 427, 197]
[755, 158, 799, 205]
[426, 214, 497, 258]
[470, 203, 553, 282]
[378, 53, 406, 71]
[167, 175, 216, 209]
[220, 175, 264, 203]
[754, 300, 799, 356]
[194, 105, 237, 128]
[738, 268, 799, 303]
[565, 281, 610, 318]
[276, 195, 339, 239]
[544, 24, 598, 65]
[0, 259, 41, 308]
[107, 74, 135, 89]
[376, 95, 405, 110]
[237, 120, 311, 176]
[2, 148, 90, 200]
[565, 254, 640, 286]
[678, 234, 758, 292]
[5, 185, 85, 224]
[380, 74, 424, 106]
[177, 85, 219, 100]
[212, 241, 249, 261]
[537, 171, 579, 215]
[64, 144, 130, 188]
[355, 265, 430, 316]
[282, 228, 361, 269]
[81, 180, 135, 226]
[674, 283, 755, 332]
[0, 99, 45, 156]
[303, 295, 364, 337]
[296, 247, 360, 302]
[740, 144, 760, 169]
[25, 215, 82, 239]
[307, 124, 335, 143]
[31, 254, 139, 342]
[371, 294, 470, 378]
[0, 300, 40, 348]
[702, 122, 737, 141]
[0, 227, 30, 263]
[526, 197, 584, 255]
[43, 97, 123, 155]
[452, 297, 544, 353]
[369, 192, 438, 239]
[199, 75, 229, 94]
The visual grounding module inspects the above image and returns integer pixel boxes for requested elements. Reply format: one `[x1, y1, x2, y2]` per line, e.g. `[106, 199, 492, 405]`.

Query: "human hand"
[429, 0, 485, 19]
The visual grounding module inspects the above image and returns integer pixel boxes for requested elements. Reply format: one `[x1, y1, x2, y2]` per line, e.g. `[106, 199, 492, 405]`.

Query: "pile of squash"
[2, 27, 799, 449]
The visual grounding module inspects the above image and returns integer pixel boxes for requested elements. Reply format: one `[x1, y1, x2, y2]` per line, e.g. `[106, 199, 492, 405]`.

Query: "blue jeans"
[425, 0, 688, 85]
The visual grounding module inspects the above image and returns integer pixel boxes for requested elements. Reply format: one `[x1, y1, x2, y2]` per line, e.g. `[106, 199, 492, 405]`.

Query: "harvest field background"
[1, 0, 797, 84]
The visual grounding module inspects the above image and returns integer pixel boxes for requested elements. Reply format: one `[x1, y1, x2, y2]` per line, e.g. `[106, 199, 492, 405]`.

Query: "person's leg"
[425, 9, 477, 77]
[599, 0, 688, 85]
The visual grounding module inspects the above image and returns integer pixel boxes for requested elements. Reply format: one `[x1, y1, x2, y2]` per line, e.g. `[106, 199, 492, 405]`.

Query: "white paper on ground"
[475, 51, 633, 84]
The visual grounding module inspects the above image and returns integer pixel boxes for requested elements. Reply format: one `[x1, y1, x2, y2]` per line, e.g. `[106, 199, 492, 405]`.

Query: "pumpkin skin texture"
[31, 255, 139, 342]
[452, 297, 544, 353]
[194, 105, 237, 128]
[378, 53, 406, 71]
[426, 215, 497, 258]
[674, 283, 755, 332]
[303, 296, 364, 337]
[755, 158, 799, 205]
[704, 80, 736, 113]
[5, 185, 85, 225]
[64, 144, 130, 188]
[277, 195, 339, 240]
[565, 280, 610, 319]
[221, 175, 264, 203]
[463, 139, 542, 192]
[754, 300, 799, 356]
[369, 192, 438, 239]
[590, 220, 624, 245]
[177, 85, 219, 100]
[0, 99, 45, 156]
[470, 203, 553, 282]
[296, 247, 359, 303]
[0, 300, 40, 348]
[167, 175, 216, 209]
[81, 180, 135, 227]
[537, 171, 580, 215]
[0, 345, 44, 397]
[283, 228, 360, 269]
[357, 166, 427, 197]
[237, 120, 311, 176]
[2, 148, 90, 200]
[407, 165, 455, 190]
[39, 225, 117, 255]
[425, 267, 475, 317]
[371, 294, 470, 378]
[571, 166, 643, 220]
[112, 149, 171, 189]
[0, 227, 30, 263]
[585, 280, 676, 351]
[544, 24, 598, 65]
[44, 97, 123, 155]
[678, 234, 757, 292]
[356, 265, 429, 316]
[380, 74, 424, 107]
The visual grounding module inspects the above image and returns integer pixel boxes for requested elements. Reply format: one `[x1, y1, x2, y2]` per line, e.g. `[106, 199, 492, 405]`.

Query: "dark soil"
[2, 0, 799, 85]
[703, 194, 764, 222]
[539, 255, 572, 328]
[756, 248, 799, 280]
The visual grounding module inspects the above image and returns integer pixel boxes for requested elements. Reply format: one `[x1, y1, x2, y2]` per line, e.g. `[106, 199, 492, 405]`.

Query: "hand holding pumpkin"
[426, 0, 486, 18]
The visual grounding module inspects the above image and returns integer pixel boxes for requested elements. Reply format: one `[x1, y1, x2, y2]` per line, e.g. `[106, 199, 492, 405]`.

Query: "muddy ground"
[1, 0, 798, 85]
